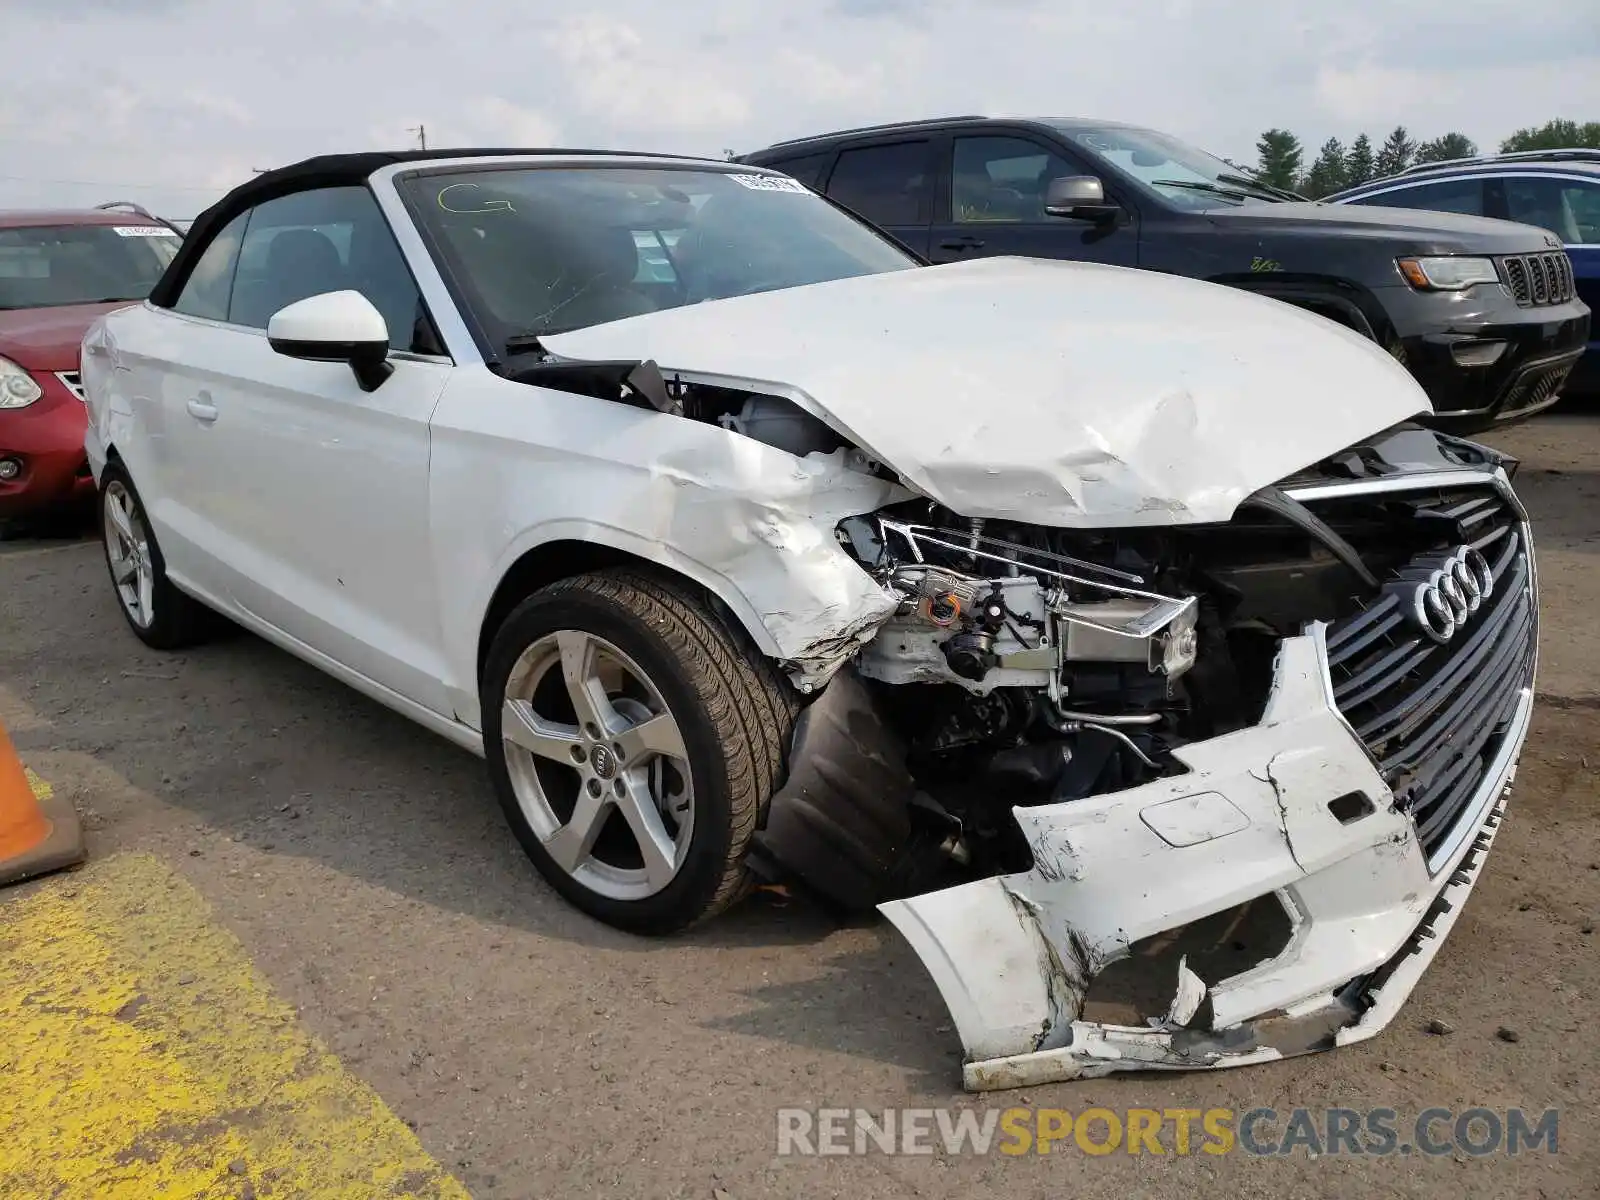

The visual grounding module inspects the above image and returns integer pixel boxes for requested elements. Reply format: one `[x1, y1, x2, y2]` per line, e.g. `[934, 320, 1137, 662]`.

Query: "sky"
[2, 0, 1596, 218]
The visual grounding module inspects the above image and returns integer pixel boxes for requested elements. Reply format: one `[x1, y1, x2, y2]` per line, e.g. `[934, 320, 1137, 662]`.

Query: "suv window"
[1350, 178, 1484, 216]
[228, 186, 428, 351]
[952, 136, 1079, 223]
[172, 212, 249, 321]
[762, 153, 831, 190]
[825, 141, 934, 226]
[1503, 176, 1600, 245]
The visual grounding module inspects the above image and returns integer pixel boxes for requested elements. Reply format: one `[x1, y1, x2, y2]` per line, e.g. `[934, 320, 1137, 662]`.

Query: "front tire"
[481, 570, 796, 935]
[99, 462, 213, 649]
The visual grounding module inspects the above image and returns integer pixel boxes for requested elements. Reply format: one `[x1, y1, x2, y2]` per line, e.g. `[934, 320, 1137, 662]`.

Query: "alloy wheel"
[500, 629, 695, 901]
[104, 480, 155, 629]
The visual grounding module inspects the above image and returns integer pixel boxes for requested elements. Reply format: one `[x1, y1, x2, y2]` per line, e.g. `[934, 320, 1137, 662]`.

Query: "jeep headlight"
[1397, 256, 1500, 291]
[0, 356, 43, 409]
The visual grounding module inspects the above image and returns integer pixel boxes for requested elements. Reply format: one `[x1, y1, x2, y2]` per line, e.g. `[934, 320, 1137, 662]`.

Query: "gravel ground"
[2, 411, 1597, 1199]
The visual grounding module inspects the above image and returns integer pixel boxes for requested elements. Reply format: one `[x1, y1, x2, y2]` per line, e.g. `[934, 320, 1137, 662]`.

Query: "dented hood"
[541, 256, 1429, 527]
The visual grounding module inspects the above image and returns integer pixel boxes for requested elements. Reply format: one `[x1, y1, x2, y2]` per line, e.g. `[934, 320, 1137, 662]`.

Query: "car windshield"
[1056, 124, 1290, 210]
[401, 165, 918, 344]
[0, 223, 182, 310]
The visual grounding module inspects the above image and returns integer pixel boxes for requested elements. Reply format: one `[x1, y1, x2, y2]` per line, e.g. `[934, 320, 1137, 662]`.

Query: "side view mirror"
[267, 290, 393, 392]
[1044, 175, 1121, 223]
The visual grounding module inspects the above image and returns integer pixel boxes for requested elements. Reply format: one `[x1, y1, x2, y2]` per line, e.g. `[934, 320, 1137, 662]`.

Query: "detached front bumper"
[883, 615, 1534, 1090]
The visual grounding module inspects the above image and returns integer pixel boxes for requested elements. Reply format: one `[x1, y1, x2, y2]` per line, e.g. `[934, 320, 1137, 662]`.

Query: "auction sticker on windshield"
[727, 174, 809, 193]
[111, 226, 177, 237]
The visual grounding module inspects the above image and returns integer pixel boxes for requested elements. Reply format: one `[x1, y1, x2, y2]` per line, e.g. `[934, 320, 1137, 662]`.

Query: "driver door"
[192, 186, 456, 714]
[928, 133, 1140, 268]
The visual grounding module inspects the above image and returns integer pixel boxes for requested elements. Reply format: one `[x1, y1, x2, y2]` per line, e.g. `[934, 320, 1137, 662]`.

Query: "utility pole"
[409, 124, 427, 150]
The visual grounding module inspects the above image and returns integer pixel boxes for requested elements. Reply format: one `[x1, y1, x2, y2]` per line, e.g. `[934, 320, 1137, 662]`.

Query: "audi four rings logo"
[1407, 546, 1495, 643]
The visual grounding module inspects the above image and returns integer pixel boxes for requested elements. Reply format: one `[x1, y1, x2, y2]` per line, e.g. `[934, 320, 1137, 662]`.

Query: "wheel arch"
[473, 530, 784, 689]
[89, 438, 126, 492]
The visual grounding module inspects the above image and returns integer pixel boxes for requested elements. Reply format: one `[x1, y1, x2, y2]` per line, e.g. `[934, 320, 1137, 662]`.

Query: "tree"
[1500, 119, 1600, 152]
[1346, 133, 1376, 187]
[1255, 129, 1304, 191]
[1415, 133, 1479, 165]
[1374, 126, 1417, 178]
[1300, 137, 1349, 199]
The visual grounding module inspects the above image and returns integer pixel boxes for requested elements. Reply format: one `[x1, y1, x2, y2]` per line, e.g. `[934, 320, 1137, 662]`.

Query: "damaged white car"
[83, 151, 1536, 1090]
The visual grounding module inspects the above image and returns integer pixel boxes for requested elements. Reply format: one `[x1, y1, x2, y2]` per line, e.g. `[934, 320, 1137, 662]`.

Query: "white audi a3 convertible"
[82, 149, 1537, 1089]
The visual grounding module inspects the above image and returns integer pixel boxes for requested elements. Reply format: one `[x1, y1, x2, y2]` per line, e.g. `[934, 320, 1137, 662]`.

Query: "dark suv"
[739, 116, 1591, 432]
[1327, 149, 1600, 395]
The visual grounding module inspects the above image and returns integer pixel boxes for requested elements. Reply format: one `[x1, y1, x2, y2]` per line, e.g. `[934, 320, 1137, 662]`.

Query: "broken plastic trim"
[498, 357, 681, 415]
[1238, 485, 1379, 589]
[746, 668, 925, 910]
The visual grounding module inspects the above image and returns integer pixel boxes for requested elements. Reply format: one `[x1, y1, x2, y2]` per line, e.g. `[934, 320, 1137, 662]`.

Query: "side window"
[825, 141, 934, 226]
[1350, 178, 1484, 216]
[1503, 177, 1598, 245]
[228, 186, 429, 351]
[764, 153, 831, 190]
[1567, 182, 1600, 244]
[952, 136, 1081, 224]
[171, 212, 249, 321]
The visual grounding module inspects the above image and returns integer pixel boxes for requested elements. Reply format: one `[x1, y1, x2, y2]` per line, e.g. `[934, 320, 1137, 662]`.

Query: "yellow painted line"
[0, 852, 470, 1200]
[25, 767, 50, 801]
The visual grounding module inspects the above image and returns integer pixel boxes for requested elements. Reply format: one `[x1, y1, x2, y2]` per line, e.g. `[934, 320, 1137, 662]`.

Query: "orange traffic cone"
[0, 721, 85, 888]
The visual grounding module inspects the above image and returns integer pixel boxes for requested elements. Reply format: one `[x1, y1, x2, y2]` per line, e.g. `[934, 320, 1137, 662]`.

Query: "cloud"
[1, 0, 1595, 217]
[831, 0, 1042, 15]
[830, 0, 920, 15]
[774, 49, 890, 111]
[541, 14, 750, 134]
[462, 98, 563, 148]
[4, 0, 190, 11]
[1315, 60, 1596, 138]
[178, 90, 254, 127]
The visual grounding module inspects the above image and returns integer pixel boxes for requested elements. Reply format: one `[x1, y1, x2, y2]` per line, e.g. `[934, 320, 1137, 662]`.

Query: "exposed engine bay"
[748, 499, 1296, 906]
[739, 410, 1518, 913]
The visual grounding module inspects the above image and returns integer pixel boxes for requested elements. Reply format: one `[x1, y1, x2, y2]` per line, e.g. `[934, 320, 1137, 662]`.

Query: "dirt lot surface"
[2, 412, 1598, 1199]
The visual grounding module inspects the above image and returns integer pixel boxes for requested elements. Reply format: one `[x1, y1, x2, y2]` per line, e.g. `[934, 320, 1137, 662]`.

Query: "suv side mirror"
[268, 290, 394, 392]
[1044, 176, 1121, 223]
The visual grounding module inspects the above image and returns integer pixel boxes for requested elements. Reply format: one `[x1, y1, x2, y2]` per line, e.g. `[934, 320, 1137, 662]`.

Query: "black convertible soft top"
[148, 147, 704, 308]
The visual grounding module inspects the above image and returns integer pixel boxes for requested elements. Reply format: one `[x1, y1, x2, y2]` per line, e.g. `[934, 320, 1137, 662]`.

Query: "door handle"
[939, 236, 985, 250]
[186, 397, 219, 423]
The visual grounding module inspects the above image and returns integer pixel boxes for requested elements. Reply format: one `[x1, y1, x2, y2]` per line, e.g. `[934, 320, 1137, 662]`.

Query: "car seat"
[231, 228, 349, 328]
[535, 221, 658, 331]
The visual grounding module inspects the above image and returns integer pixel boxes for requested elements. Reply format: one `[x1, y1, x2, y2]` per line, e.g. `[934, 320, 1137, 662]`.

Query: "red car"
[0, 208, 182, 525]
